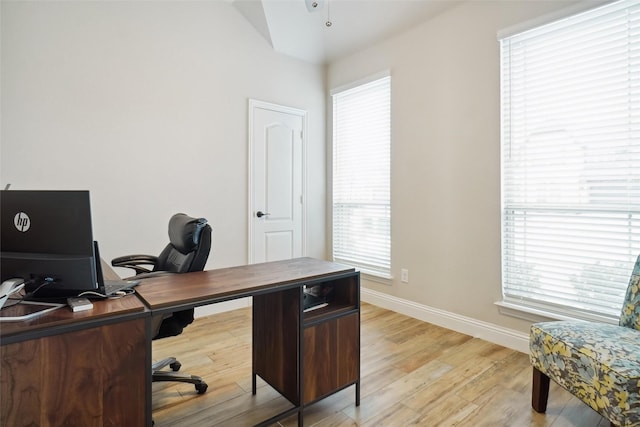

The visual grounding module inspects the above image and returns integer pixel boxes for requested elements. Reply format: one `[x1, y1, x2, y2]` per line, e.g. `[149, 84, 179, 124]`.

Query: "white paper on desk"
[0, 301, 65, 322]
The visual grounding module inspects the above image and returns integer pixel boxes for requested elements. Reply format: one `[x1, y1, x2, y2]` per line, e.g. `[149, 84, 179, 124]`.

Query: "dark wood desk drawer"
[303, 312, 359, 404]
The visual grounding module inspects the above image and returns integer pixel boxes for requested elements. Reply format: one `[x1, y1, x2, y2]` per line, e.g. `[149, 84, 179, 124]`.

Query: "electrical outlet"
[400, 269, 409, 283]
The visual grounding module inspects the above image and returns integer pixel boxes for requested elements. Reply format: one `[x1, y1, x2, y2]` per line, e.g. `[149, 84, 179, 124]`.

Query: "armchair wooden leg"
[532, 367, 550, 413]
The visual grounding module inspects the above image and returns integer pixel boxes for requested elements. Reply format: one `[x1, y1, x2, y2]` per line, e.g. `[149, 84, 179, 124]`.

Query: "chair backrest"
[152, 213, 212, 340]
[619, 255, 640, 330]
[155, 213, 212, 274]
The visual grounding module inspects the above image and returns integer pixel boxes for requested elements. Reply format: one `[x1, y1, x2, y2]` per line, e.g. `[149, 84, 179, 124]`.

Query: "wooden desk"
[0, 294, 150, 427]
[136, 257, 361, 426]
[1, 258, 360, 427]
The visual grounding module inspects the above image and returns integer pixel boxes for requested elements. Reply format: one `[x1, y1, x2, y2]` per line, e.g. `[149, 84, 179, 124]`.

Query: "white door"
[249, 100, 306, 264]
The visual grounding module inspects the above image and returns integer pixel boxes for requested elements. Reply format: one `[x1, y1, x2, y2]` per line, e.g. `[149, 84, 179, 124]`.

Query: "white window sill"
[495, 299, 618, 325]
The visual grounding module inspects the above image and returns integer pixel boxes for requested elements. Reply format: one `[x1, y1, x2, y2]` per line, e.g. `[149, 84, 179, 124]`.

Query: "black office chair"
[112, 213, 212, 394]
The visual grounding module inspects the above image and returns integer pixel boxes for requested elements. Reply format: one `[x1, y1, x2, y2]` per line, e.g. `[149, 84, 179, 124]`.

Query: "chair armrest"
[111, 254, 159, 275]
[129, 271, 177, 280]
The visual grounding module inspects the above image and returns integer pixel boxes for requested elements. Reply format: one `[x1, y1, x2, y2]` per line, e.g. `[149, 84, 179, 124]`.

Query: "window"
[332, 75, 391, 278]
[500, 0, 640, 322]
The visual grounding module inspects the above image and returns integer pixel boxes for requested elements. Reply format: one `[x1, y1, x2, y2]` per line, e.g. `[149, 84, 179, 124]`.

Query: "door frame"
[247, 99, 308, 264]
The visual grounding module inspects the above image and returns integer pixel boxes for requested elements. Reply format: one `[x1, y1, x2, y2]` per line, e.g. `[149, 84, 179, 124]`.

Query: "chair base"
[152, 356, 208, 394]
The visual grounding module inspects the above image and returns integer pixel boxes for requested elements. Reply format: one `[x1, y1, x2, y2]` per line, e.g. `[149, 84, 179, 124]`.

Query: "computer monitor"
[0, 190, 98, 298]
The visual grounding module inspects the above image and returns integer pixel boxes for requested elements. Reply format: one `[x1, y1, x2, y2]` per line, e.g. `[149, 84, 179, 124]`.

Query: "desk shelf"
[303, 303, 357, 324]
[303, 274, 359, 324]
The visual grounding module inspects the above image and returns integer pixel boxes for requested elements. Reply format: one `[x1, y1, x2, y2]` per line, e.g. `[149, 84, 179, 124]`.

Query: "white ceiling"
[232, 0, 463, 64]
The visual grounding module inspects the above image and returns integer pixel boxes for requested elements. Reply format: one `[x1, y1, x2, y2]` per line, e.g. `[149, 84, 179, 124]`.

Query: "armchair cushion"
[530, 321, 640, 425]
[620, 262, 640, 330]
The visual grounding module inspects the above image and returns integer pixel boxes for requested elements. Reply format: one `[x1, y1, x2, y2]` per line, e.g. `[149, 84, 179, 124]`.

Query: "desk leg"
[356, 380, 360, 406]
[298, 409, 303, 427]
[252, 373, 257, 395]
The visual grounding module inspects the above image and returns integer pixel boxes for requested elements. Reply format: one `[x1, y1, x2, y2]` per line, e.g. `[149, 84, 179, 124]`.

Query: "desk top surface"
[0, 258, 355, 342]
[0, 260, 147, 342]
[0, 294, 146, 340]
[136, 257, 356, 310]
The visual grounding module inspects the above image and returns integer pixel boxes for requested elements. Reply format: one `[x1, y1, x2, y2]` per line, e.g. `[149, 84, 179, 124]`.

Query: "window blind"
[500, 0, 640, 321]
[332, 75, 391, 278]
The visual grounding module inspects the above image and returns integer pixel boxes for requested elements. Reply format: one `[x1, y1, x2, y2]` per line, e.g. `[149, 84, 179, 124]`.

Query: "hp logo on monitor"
[14, 212, 31, 232]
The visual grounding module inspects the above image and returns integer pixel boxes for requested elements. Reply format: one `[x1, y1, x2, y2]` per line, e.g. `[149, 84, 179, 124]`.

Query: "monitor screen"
[0, 190, 99, 298]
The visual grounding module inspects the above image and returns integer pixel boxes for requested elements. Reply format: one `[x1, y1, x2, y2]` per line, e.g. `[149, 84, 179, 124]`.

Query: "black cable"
[24, 277, 57, 299]
[78, 288, 136, 299]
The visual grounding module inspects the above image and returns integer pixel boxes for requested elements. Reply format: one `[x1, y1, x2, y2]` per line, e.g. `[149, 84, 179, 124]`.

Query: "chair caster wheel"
[169, 361, 181, 371]
[196, 383, 208, 394]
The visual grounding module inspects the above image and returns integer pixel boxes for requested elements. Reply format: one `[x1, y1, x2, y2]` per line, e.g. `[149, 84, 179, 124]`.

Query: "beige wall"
[1, 0, 608, 336]
[0, 1, 327, 269]
[327, 0, 594, 334]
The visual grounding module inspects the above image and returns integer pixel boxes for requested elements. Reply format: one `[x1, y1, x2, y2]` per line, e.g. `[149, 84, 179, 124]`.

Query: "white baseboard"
[361, 288, 530, 353]
[194, 297, 251, 317]
[192, 289, 530, 353]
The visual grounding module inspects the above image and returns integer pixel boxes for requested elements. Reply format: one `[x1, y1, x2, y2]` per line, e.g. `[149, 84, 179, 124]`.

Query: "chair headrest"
[168, 213, 208, 254]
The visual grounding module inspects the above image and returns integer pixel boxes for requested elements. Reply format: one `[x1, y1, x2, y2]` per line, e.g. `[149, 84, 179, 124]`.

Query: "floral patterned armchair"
[530, 255, 640, 427]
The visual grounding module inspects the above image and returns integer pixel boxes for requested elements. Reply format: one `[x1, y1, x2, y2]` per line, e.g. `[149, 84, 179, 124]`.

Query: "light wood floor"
[151, 303, 609, 426]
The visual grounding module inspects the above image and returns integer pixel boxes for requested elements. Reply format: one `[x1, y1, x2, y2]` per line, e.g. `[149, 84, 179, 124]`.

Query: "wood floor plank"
[360, 402, 421, 426]
[359, 365, 406, 398]
[151, 303, 608, 426]
[279, 387, 358, 427]
[341, 359, 454, 423]
[411, 393, 479, 427]
[456, 384, 535, 427]
[402, 364, 478, 414]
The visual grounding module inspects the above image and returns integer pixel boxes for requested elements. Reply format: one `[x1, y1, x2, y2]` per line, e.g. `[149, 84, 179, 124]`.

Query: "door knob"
[256, 211, 270, 218]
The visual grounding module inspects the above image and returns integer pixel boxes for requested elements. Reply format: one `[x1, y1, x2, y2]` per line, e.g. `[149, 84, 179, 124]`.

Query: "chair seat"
[530, 321, 640, 425]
